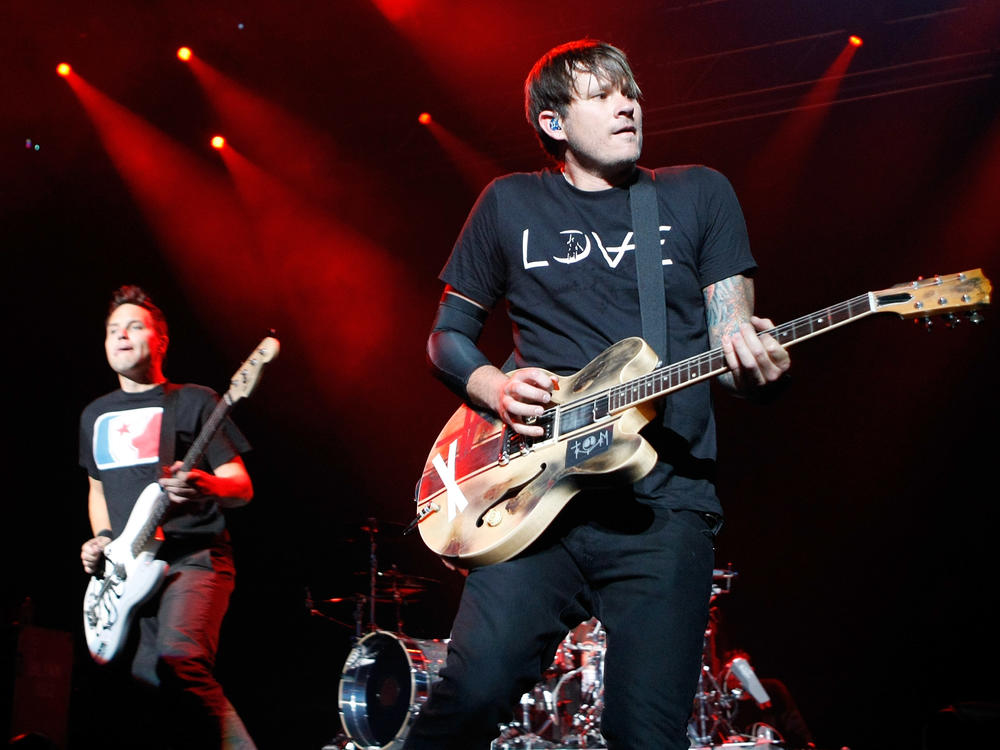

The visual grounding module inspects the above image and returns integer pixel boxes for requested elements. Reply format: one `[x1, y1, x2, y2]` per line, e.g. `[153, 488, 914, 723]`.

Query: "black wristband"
[96, 529, 113, 540]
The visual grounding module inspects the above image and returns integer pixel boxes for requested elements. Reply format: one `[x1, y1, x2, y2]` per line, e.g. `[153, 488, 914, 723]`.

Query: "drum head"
[339, 632, 413, 748]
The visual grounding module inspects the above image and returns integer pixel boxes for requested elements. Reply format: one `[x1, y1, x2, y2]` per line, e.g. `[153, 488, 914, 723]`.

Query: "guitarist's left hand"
[721, 315, 791, 394]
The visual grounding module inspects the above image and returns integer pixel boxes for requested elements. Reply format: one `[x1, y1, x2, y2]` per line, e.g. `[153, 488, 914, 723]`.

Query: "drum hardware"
[349, 566, 440, 634]
[362, 518, 382, 635]
[354, 518, 423, 634]
[688, 569, 784, 749]
[335, 563, 779, 750]
[497, 568, 778, 750]
[312, 518, 438, 637]
[496, 618, 608, 749]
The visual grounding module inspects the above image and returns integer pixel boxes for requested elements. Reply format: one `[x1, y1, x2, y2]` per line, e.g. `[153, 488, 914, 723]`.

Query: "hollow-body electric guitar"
[83, 336, 279, 663]
[414, 270, 991, 569]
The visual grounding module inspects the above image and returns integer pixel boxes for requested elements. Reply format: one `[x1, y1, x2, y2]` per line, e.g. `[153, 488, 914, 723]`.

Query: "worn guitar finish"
[83, 336, 279, 663]
[415, 270, 991, 568]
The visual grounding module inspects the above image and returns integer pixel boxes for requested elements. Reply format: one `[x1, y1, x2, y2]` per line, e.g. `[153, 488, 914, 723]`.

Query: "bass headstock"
[226, 336, 280, 404]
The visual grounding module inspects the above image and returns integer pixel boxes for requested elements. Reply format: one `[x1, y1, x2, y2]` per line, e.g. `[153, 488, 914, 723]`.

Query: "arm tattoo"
[704, 275, 754, 387]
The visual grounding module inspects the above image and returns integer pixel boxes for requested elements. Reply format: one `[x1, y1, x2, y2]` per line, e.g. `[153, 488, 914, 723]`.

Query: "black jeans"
[403, 503, 717, 750]
[131, 541, 255, 749]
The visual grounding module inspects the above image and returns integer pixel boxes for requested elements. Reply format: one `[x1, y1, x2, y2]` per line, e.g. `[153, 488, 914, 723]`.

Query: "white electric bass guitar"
[83, 336, 279, 663]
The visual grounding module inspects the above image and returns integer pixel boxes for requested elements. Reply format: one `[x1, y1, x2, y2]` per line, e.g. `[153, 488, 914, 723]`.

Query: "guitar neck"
[130, 396, 234, 555]
[179, 396, 233, 472]
[116, 334, 278, 560]
[610, 292, 877, 412]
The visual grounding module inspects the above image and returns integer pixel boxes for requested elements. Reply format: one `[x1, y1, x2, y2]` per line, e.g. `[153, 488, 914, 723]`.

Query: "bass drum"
[338, 631, 449, 749]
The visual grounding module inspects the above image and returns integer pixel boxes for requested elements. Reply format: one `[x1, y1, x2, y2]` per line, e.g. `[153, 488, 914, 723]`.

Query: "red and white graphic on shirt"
[92, 407, 162, 470]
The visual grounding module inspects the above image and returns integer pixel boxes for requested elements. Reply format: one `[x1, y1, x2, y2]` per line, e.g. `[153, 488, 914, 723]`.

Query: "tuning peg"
[919, 317, 933, 332]
[943, 313, 959, 329]
[968, 310, 985, 325]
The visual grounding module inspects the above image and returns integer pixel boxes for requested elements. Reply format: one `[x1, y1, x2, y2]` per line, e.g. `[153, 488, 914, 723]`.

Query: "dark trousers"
[131, 543, 255, 750]
[403, 503, 717, 750]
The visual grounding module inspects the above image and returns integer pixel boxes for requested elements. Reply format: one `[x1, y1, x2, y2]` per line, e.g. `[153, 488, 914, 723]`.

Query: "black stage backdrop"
[2, 2, 998, 748]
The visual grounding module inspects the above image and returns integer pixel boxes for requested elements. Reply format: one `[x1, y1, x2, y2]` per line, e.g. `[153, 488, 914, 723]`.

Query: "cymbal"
[355, 519, 409, 536]
[331, 520, 411, 544]
[356, 569, 440, 586]
[323, 590, 422, 604]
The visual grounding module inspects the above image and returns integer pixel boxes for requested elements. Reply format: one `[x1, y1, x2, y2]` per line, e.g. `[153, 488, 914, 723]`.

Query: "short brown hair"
[107, 285, 168, 340]
[524, 40, 642, 158]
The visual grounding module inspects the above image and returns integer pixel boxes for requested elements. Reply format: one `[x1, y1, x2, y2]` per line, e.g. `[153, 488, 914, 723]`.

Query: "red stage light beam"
[418, 112, 432, 125]
[211, 135, 226, 149]
[56, 63, 71, 76]
[179, 54, 373, 214]
[59, 71, 268, 333]
[177, 47, 193, 62]
[421, 117, 504, 193]
[746, 38, 863, 235]
[215, 140, 407, 390]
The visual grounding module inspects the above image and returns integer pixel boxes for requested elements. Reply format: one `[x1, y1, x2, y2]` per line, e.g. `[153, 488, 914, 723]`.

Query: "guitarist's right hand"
[468, 365, 557, 438]
[81, 536, 111, 575]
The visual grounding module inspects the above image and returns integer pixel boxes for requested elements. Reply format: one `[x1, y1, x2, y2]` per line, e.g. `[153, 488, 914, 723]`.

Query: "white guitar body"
[83, 481, 169, 664]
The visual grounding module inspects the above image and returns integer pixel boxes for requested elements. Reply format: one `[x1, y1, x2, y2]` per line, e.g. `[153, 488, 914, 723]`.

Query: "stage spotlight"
[57, 62, 71, 76]
[418, 112, 432, 125]
[177, 47, 193, 62]
[849, 35, 863, 47]
[211, 135, 226, 149]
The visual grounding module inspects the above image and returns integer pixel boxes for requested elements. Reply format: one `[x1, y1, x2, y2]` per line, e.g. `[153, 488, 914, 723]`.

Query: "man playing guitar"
[404, 40, 790, 750]
[79, 285, 256, 749]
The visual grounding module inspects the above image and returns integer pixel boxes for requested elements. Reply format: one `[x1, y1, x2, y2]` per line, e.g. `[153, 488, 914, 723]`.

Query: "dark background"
[2, 1, 998, 748]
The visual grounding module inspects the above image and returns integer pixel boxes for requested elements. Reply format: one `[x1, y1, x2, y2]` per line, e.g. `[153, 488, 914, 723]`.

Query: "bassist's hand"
[159, 461, 214, 506]
[81, 536, 110, 575]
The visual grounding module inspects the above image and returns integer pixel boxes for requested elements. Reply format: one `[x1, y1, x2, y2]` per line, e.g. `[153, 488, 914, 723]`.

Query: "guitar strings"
[544, 294, 872, 428]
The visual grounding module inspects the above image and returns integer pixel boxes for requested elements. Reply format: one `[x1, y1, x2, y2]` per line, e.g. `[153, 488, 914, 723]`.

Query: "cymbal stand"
[363, 518, 379, 632]
[688, 578, 739, 747]
[305, 587, 358, 633]
[388, 564, 406, 634]
[353, 594, 366, 640]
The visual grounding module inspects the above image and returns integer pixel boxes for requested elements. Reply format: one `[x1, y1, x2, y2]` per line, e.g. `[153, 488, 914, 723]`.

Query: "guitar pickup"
[498, 412, 555, 465]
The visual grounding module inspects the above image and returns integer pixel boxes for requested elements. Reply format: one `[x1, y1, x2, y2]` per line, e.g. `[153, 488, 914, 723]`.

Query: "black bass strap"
[159, 383, 180, 470]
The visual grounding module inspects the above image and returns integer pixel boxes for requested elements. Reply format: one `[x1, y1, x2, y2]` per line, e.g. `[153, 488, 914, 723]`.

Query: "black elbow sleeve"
[427, 294, 491, 399]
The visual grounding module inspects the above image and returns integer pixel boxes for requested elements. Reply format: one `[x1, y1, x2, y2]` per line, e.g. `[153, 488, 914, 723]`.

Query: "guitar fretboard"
[552, 292, 879, 438]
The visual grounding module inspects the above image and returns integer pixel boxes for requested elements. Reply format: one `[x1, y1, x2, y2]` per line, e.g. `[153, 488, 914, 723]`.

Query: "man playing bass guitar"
[79, 285, 256, 749]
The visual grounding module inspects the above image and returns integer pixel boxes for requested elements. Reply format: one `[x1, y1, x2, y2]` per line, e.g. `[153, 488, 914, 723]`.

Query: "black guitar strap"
[159, 383, 180, 470]
[629, 168, 670, 366]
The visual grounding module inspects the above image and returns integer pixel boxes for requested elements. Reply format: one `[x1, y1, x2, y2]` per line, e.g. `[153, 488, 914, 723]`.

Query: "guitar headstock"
[226, 336, 280, 404]
[872, 269, 991, 326]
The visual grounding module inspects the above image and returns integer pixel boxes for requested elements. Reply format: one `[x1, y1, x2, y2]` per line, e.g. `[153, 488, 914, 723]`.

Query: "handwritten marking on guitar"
[567, 427, 613, 468]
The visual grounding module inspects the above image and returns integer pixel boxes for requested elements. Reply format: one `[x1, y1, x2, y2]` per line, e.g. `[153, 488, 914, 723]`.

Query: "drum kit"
[312, 520, 448, 750]
[320, 533, 778, 750]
